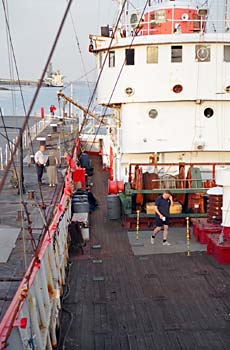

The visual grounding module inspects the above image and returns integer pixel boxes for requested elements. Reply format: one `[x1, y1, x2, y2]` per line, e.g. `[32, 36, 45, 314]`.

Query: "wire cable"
[67, 0, 92, 95]
[78, 0, 128, 136]
[0, 1, 75, 346]
[1, 0, 50, 222]
[0, 0, 74, 193]
[87, 0, 149, 152]
[72, 0, 129, 154]
[0, 108, 28, 270]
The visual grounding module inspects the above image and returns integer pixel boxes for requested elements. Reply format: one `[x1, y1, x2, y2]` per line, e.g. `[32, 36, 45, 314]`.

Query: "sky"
[0, 1, 222, 83]
[0, 0, 119, 82]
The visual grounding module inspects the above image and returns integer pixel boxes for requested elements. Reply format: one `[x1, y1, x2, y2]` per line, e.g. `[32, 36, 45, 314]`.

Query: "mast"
[115, 0, 127, 29]
[225, 0, 230, 31]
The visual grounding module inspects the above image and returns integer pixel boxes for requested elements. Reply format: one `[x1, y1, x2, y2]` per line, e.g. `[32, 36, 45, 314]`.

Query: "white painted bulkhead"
[93, 32, 230, 180]
[120, 100, 230, 153]
[96, 35, 230, 104]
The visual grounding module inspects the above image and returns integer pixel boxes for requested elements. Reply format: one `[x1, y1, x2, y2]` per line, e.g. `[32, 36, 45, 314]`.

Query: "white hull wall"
[120, 101, 230, 153]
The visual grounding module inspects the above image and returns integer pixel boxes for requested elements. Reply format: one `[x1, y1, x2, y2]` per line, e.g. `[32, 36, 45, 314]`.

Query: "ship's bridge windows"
[155, 10, 166, 23]
[109, 51, 115, 67]
[125, 48, 135, 65]
[224, 45, 230, 62]
[147, 46, 158, 64]
[171, 46, 183, 63]
[195, 45, 210, 62]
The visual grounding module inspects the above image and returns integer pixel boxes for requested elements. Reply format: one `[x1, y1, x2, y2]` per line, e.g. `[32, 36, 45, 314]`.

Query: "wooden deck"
[58, 156, 230, 350]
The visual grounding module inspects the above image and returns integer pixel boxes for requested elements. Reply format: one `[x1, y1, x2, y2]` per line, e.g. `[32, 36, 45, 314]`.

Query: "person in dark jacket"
[151, 190, 174, 246]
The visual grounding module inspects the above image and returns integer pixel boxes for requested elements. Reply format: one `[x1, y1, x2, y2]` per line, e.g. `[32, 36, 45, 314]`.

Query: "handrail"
[126, 188, 208, 194]
[128, 162, 230, 183]
[0, 141, 78, 349]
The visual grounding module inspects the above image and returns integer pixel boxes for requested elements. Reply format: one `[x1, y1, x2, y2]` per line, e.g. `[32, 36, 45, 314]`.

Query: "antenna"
[225, 0, 230, 31]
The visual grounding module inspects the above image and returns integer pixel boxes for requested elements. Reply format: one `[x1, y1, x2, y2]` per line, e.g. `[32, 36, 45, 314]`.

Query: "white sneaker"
[163, 241, 171, 246]
[151, 236, 155, 245]
[49, 184, 52, 187]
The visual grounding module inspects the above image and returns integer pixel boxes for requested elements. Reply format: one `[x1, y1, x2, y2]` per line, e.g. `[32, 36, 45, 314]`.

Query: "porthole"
[204, 107, 214, 118]
[148, 109, 158, 119]
[173, 84, 183, 93]
[125, 87, 134, 96]
[225, 85, 230, 93]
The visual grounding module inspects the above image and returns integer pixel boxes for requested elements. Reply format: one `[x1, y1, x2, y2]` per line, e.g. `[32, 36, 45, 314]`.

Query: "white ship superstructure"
[44, 62, 64, 87]
[90, 0, 230, 182]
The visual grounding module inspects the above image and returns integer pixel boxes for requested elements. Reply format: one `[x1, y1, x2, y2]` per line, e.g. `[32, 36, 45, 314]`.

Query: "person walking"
[151, 190, 174, 246]
[46, 150, 58, 186]
[50, 105, 56, 116]
[34, 145, 46, 185]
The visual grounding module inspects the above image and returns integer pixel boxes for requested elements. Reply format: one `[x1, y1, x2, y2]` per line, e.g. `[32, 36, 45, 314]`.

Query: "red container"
[73, 168, 86, 189]
[207, 235, 230, 264]
[108, 180, 124, 194]
[117, 181, 124, 193]
[193, 222, 222, 244]
[199, 225, 222, 244]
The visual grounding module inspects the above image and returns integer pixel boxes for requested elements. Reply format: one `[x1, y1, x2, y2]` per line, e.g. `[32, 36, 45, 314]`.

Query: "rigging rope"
[0, 0, 74, 193]
[78, 0, 129, 136]
[88, 0, 150, 152]
[1, 0, 50, 227]
[0, 1, 75, 346]
[0, 108, 28, 268]
[4, 0, 16, 116]
[67, 0, 92, 95]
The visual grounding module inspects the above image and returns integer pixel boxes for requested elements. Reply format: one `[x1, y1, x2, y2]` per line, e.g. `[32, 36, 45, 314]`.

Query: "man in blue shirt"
[151, 190, 173, 246]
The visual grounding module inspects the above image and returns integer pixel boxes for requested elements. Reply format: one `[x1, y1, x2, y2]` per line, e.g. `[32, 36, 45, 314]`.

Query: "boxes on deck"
[146, 202, 182, 215]
[170, 202, 182, 214]
[146, 202, 156, 214]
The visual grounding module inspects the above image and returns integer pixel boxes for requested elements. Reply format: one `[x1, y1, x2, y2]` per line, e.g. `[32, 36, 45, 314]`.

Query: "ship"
[88, 0, 230, 227]
[2, 1, 230, 349]
[43, 63, 64, 87]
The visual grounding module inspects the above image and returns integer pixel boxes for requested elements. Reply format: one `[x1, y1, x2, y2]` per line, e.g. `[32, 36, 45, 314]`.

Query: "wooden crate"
[170, 202, 182, 214]
[146, 202, 182, 215]
[146, 202, 156, 214]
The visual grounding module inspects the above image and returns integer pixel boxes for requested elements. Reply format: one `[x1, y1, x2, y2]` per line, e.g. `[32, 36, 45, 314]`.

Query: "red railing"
[0, 140, 79, 349]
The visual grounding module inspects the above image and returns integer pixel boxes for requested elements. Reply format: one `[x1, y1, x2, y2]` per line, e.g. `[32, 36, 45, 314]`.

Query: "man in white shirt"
[34, 145, 46, 185]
